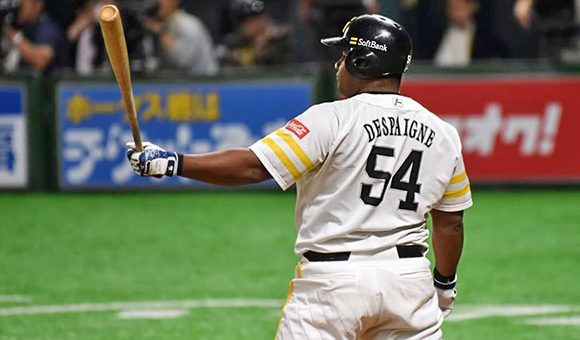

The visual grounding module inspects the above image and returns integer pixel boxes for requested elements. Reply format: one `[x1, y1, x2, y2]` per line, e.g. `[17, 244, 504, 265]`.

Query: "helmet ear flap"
[345, 49, 381, 79]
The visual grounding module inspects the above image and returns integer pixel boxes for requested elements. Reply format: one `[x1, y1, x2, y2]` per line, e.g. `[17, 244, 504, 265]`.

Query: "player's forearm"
[432, 223, 463, 276]
[431, 210, 464, 276]
[179, 148, 271, 186]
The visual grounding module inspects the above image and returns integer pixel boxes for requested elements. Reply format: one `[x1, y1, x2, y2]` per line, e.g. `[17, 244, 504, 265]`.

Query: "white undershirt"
[76, 26, 96, 75]
[434, 23, 475, 67]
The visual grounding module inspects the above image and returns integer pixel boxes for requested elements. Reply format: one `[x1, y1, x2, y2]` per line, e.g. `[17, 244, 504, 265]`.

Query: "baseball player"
[127, 14, 471, 340]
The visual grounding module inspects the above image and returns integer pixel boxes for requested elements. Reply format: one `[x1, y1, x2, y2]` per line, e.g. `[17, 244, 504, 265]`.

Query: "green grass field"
[1, 190, 579, 339]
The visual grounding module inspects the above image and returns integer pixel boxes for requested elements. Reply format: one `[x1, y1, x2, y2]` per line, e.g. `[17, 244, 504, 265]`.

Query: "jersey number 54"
[361, 146, 423, 211]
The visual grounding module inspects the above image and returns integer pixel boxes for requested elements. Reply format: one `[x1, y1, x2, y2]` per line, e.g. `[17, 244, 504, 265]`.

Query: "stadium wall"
[0, 62, 579, 191]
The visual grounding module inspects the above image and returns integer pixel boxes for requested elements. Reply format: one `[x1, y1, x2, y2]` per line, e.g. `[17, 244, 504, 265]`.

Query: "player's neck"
[358, 85, 400, 95]
[357, 78, 400, 95]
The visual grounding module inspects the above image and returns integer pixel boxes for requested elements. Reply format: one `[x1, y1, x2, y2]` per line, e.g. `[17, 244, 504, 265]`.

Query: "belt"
[303, 245, 425, 262]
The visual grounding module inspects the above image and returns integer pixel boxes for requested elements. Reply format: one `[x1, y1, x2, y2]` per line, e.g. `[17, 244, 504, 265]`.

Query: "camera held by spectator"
[1, 0, 68, 74]
[116, 0, 160, 70]
[0, 0, 20, 29]
[68, 0, 159, 74]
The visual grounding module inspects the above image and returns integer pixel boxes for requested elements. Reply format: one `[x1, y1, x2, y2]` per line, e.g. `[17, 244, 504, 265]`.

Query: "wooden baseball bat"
[98, 4, 143, 151]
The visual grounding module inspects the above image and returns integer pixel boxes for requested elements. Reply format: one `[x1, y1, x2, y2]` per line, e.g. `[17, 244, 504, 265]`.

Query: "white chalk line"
[523, 316, 580, 326]
[118, 309, 190, 320]
[448, 305, 580, 321]
[1, 300, 580, 325]
[0, 295, 33, 303]
[0, 298, 282, 317]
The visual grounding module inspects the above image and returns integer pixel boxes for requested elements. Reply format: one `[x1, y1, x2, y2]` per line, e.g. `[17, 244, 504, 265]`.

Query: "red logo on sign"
[285, 119, 310, 139]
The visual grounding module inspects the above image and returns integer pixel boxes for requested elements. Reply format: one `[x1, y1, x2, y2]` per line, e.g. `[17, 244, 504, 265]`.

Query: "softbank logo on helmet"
[350, 37, 388, 52]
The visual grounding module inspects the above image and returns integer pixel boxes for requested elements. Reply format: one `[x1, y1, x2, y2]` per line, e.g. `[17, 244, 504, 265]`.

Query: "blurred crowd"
[0, 0, 579, 75]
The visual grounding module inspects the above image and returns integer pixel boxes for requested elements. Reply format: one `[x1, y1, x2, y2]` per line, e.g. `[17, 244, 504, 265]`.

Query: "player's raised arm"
[126, 142, 271, 186]
[178, 148, 272, 185]
[126, 102, 337, 189]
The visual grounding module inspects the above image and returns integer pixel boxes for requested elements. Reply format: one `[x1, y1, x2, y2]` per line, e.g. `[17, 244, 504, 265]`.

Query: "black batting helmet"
[321, 14, 413, 79]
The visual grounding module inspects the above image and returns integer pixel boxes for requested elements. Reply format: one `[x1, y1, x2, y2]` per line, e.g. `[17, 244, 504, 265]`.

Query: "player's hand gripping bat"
[98, 4, 143, 151]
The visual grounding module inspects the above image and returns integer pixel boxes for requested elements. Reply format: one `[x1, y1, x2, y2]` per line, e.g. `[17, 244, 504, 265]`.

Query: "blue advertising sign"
[57, 81, 313, 189]
[0, 86, 27, 188]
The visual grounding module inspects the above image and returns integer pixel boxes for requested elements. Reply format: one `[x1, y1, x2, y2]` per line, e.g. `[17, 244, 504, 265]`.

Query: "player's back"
[293, 93, 469, 254]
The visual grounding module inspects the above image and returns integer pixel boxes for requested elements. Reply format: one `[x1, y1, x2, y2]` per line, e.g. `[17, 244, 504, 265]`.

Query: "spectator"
[141, 0, 218, 76]
[396, 0, 446, 60]
[67, 0, 110, 75]
[434, 0, 507, 67]
[299, 0, 378, 62]
[1, 0, 68, 74]
[515, 0, 579, 29]
[68, 0, 156, 75]
[180, 0, 230, 42]
[220, 0, 295, 67]
[44, 0, 78, 33]
[514, 0, 580, 61]
[514, 0, 534, 29]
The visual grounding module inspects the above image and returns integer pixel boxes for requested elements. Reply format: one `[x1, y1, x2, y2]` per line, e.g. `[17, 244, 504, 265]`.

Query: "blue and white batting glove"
[126, 142, 181, 178]
[433, 268, 457, 318]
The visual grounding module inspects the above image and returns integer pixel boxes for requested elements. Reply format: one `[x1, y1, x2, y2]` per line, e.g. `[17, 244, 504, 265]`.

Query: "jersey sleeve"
[433, 153, 473, 212]
[249, 104, 337, 190]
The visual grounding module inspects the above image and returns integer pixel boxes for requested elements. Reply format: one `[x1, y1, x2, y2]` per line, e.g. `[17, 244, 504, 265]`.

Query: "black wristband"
[433, 268, 457, 289]
[177, 153, 184, 176]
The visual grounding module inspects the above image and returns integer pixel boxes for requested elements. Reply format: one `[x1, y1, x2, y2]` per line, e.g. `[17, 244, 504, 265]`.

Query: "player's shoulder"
[301, 98, 356, 121]
[408, 97, 462, 149]
[422, 105, 458, 135]
[296, 98, 365, 137]
[310, 97, 354, 111]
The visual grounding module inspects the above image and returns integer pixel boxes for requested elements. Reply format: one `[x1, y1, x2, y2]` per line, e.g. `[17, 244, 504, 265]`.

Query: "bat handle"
[133, 132, 143, 152]
[127, 114, 143, 152]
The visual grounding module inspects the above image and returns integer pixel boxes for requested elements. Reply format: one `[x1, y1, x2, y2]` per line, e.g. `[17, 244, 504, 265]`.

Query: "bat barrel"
[98, 4, 143, 152]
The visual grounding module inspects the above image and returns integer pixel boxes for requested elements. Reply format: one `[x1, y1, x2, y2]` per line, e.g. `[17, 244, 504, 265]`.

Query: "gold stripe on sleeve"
[262, 137, 301, 180]
[444, 183, 471, 199]
[274, 130, 316, 171]
[450, 172, 467, 185]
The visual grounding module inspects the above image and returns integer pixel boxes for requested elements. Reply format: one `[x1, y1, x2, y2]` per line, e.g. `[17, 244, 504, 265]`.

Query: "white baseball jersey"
[250, 93, 472, 255]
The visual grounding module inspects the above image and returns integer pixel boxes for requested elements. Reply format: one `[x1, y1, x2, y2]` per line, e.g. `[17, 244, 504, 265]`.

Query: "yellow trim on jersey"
[450, 172, 467, 185]
[275, 263, 303, 339]
[274, 130, 316, 171]
[444, 183, 471, 199]
[262, 137, 301, 180]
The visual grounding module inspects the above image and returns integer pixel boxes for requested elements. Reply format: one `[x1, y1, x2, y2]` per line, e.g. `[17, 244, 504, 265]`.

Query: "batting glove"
[433, 268, 457, 318]
[126, 142, 181, 178]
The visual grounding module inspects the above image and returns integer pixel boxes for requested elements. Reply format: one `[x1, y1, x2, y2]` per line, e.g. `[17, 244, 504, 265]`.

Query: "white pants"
[276, 249, 443, 340]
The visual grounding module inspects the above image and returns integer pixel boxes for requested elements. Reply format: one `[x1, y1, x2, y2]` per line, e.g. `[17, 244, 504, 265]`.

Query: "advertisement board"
[403, 77, 580, 182]
[56, 80, 313, 189]
[0, 85, 27, 188]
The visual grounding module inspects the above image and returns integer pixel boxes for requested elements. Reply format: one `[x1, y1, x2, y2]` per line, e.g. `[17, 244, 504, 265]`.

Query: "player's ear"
[345, 49, 381, 79]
